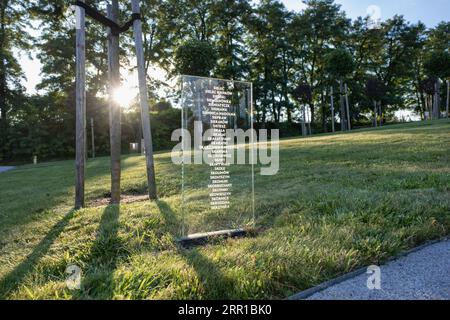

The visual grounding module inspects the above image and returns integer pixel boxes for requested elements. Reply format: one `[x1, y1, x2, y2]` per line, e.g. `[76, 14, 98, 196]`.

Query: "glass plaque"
[177, 75, 255, 237]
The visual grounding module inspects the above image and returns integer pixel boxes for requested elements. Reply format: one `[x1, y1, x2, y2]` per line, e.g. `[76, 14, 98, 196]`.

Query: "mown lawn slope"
[1, 120, 449, 299]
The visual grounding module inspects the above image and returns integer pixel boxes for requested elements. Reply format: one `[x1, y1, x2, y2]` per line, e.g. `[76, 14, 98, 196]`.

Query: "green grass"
[1, 120, 449, 299]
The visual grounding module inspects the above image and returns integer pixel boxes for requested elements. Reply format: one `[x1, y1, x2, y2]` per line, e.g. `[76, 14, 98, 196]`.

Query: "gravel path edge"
[287, 237, 449, 300]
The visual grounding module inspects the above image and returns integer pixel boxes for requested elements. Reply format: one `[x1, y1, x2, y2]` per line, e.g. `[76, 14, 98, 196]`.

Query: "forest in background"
[0, 0, 449, 163]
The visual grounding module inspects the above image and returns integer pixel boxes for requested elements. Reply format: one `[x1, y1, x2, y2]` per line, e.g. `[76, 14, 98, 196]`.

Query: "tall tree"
[290, 0, 349, 127]
[324, 48, 354, 131]
[210, 0, 252, 80]
[247, 0, 292, 124]
[0, 0, 31, 160]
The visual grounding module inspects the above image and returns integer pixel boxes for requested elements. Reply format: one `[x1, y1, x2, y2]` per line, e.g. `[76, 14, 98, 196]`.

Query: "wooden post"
[90, 117, 95, 158]
[107, 2, 121, 204]
[345, 83, 351, 131]
[339, 80, 346, 131]
[446, 80, 449, 119]
[373, 100, 377, 127]
[301, 105, 307, 136]
[379, 101, 382, 127]
[75, 1, 86, 209]
[433, 79, 441, 120]
[132, 0, 157, 199]
[330, 86, 335, 132]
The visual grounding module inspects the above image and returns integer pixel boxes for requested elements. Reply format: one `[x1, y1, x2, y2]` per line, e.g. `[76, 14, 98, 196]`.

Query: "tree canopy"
[1, 0, 449, 162]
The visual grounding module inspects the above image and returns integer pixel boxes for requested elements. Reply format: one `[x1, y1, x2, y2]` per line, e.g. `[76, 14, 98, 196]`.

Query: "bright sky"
[19, 0, 450, 94]
[282, 0, 449, 27]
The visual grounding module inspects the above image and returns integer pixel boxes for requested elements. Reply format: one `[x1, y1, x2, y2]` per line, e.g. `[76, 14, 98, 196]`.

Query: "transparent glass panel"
[179, 75, 255, 236]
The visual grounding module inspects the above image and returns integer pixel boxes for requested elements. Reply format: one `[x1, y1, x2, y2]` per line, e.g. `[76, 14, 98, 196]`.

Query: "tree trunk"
[0, 1, 8, 157]
[107, 2, 121, 204]
[339, 80, 346, 131]
[301, 105, 306, 136]
[446, 80, 449, 119]
[271, 90, 278, 123]
[379, 102, 383, 127]
[321, 90, 326, 133]
[345, 83, 351, 131]
[373, 100, 377, 127]
[90, 117, 95, 158]
[433, 79, 441, 120]
[132, 0, 157, 200]
[330, 86, 335, 132]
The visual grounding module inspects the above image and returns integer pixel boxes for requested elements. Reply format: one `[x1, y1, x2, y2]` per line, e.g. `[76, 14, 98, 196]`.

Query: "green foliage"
[293, 83, 312, 104]
[423, 51, 450, 78]
[366, 78, 387, 101]
[324, 48, 354, 79]
[152, 100, 172, 112]
[2, 0, 450, 162]
[150, 108, 181, 151]
[174, 40, 216, 77]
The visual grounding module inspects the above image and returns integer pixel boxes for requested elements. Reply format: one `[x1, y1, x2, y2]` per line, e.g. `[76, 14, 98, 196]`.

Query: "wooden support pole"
[330, 86, 335, 132]
[373, 100, 377, 127]
[132, 0, 157, 200]
[446, 80, 449, 119]
[301, 105, 307, 136]
[379, 101, 382, 127]
[345, 83, 351, 131]
[90, 117, 95, 158]
[433, 79, 440, 120]
[339, 80, 346, 132]
[107, 2, 121, 204]
[75, 1, 86, 209]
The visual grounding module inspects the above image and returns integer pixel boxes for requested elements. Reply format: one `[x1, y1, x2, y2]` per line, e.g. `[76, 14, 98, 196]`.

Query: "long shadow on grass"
[77, 205, 126, 299]
[0, 210, 76, 298]
[156, 200, 235, 299]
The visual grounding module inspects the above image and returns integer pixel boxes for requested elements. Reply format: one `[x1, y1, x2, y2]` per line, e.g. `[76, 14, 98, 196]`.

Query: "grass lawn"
[1, 120, 449, 299]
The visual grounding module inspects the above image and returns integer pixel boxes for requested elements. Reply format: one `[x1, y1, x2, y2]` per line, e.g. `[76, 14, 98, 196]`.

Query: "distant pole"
[307, 106, 312, 135]
[330, 86, 335, 132]
[90, 117, 95, 158]
[345, 83, 351, 131]
[75, 1, 86, 209]
[446, 80, 449, 119]
[107, 2, 121, 204]
[132, 0, 157, 200]
[433, 79, 441, 120]
[339, 80, 346, 131]
[301, 105, 307, 136]
[373, 101, 378, 127]
[379, 101, 383, 127]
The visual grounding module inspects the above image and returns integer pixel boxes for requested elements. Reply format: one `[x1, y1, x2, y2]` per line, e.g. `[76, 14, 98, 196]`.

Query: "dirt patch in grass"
[89, 194, 150, 207]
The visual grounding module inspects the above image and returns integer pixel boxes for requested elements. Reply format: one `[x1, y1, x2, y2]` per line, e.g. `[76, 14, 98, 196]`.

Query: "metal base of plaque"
[177, 228, 248, 248]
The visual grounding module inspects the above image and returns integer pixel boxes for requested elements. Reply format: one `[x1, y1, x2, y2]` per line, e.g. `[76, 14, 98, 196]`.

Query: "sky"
[19, 0, 450, 94]
[282, 0, 449, 27]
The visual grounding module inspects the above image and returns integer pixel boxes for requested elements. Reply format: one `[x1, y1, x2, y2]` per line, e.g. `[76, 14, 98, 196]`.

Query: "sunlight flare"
[112, 85, 138, 109]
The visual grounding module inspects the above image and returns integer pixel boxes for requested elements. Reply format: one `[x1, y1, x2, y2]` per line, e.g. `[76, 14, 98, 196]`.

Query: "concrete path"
[0, 166, 15, 173]
[298, 239, 450, 300]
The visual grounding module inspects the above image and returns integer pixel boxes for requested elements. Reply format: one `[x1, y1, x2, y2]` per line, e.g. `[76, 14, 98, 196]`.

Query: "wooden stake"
[132, 0, 157, 200]
[339, 80, 346, 131]
[379, 101, 382, 127]
[433, 79, 441, 120]
[301, 105, 307, 136]
[446, 80, 449, 119]
[90, 117, 95, 158]
[107, 2, 121, 204]
[345, 83, 351, 131]
[330, 86, 335, 132]
[373, 100, 377, 127]
[75, 1, 86, 209]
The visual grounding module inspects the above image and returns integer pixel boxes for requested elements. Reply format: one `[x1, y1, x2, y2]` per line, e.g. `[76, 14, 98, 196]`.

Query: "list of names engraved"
[204, 85, 234, 210]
